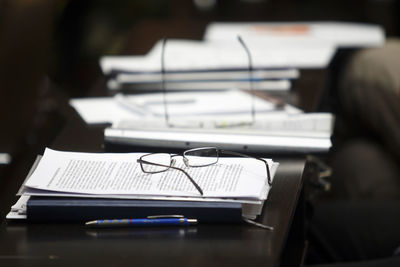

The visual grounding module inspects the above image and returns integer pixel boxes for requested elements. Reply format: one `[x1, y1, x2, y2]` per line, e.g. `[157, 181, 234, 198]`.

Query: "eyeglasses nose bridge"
[183, 157, 189, 167]
[170, 158, 176, 167]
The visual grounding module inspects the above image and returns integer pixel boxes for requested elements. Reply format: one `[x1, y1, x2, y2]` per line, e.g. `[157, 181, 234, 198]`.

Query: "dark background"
[0, 0, 399, 177]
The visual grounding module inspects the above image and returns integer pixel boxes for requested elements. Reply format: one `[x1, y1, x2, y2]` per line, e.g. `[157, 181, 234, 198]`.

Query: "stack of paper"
[69, 90, 333, 153]
[7, 148, 279, 223]
[104, 113, 333, 154]
[100, 38, 308, 92]
[100, 21, 385, 93]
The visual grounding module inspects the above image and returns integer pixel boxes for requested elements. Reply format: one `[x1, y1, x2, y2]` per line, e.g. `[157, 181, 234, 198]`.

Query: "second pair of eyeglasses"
[137, 147, 272, 196]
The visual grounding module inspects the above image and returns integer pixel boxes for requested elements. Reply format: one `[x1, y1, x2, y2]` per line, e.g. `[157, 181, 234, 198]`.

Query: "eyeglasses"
[160, 36, 256, 128]
[136, 147, 271, 196]
[237, 35, 255, 125]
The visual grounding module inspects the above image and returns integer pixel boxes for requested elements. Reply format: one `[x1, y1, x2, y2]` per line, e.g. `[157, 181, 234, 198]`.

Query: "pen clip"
[146, 215, 184, 219]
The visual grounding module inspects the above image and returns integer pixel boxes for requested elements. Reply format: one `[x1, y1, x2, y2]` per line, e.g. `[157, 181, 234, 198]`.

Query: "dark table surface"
[0, 89, 307, 267]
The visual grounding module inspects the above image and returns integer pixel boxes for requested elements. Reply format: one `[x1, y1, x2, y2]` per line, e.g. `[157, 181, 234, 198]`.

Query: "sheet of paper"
[114, 112, 333, 138]
[69, 97, 144, 124]
[109, 78, 292, 91]
[118, 90, 301, 117]
[70, 90, 302, 125]
[115, 69, 300, 83]
[6, 195, 29, 220]
[10, 195, 30, 213]
[100, 38, 335, 74]
[204, 22, 385, 48]
[24, 148, 276, 200]
[6, 210, 27, 220]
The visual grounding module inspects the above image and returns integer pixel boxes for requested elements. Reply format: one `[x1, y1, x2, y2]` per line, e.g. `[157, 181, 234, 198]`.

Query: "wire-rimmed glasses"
[160, 36, 256, 128]
[136, 147, 272, 196]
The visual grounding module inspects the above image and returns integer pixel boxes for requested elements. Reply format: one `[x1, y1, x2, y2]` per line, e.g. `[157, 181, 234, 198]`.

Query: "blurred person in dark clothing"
[307, 40, 400, 266]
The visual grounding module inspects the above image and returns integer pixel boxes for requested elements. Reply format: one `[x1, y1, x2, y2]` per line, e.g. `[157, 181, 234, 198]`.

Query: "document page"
[24, 148, 276, 200]
[117, 90, 301, 117]
[69, 90, 302, 125]
[204, 22, 384, 48]
[100, 38, 335, 73]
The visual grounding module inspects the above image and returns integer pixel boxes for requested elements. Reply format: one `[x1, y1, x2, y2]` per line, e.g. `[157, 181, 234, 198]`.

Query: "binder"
[26, 197, 243, 223]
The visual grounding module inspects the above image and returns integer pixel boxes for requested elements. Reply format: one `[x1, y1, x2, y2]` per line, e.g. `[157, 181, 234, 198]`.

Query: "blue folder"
[26, 197, 243, 223]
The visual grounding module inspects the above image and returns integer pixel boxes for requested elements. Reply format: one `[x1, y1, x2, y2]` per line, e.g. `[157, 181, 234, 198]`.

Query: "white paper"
[113, 112, 333, 138]
[109, 78, 292, 91]
[6, 210, 27, 220]
[24, 148, 276, 200]
[70, 90, 302, 125]
[115, 69, 300, 83]
[0, 153, 11, 164]
[100, 38, 335, 74]
[6, 195, 29, 220]
[117, 90, 301, 117]
[69, 97, 142, 124]
[10, 195, 30, 213]
[204, 22, 385, 48]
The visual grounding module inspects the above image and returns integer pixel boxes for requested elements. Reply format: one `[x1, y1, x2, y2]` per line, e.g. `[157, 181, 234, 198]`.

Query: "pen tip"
[85, 221, 96, 226]
[187, 219, 198, 225]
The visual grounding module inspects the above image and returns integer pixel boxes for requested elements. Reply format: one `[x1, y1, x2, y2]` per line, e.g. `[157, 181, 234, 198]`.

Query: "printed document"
[24, 148, 277, 200]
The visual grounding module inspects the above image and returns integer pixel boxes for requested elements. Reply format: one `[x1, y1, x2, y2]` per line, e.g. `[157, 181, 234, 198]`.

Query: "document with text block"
[23, 148, 277, 201]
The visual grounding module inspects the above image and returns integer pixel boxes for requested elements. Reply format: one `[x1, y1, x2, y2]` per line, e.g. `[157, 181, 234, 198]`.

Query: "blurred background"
[1, 0, 399, 192]
[41, 0, 400, 96]
[0, 0, 399, 182]
[0, 1, 400, 265]
[2, 0, 399, 95]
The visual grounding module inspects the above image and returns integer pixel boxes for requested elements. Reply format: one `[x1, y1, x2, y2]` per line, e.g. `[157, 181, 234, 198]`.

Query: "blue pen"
[85, 215, 197, 227]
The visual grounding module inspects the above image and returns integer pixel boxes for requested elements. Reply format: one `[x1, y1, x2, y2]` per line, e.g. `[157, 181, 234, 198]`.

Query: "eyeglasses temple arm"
[137, 159, 204, 196]
[237, 35, 255, 124]
[161, 38, 170, 126]
[218, 149, 272, 186]
[168, 165, 204, 196]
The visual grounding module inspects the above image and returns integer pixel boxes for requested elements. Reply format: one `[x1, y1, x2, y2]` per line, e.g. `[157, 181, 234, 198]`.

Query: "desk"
[0, 96, 307, 267]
